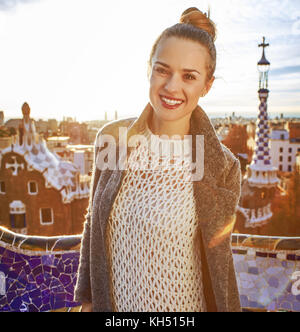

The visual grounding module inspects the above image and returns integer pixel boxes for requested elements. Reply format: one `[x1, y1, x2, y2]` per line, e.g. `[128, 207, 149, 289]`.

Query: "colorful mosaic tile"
[0, 227, 81, 312]
[0, 246, 80, 312]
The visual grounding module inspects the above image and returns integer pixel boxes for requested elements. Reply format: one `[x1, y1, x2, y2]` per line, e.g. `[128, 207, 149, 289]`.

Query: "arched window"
[9, 201, 27, 234]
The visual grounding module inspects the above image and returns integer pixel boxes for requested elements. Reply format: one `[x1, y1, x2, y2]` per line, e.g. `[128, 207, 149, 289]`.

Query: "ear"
[204, 75, 215, 95]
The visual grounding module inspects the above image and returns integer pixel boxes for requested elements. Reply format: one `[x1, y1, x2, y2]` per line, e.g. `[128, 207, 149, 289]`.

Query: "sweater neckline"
[144, 123, 191, 144]
[142, 123, 192, 159]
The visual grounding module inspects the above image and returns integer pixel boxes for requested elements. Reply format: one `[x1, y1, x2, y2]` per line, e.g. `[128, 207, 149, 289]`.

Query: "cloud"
[270, 65, 300, 76]
[0, 0, 40, 11]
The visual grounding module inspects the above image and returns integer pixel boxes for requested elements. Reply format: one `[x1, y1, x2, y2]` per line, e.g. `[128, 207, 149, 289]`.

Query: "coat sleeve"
[202, 157, 242, 311]
[224, 159, 242, 312]
[74, 130, 102, 304]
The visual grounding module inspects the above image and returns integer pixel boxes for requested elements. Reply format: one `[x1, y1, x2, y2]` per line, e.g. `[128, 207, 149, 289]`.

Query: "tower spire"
[237, 37, 279, 230]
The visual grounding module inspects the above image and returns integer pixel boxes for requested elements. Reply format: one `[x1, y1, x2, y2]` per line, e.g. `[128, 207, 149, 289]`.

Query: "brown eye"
[155, 66, 168, 75]
[184, 73, 196, 80]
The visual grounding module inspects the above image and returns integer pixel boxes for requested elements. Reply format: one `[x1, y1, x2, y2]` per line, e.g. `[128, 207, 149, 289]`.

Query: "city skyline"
[0, 0, 300, 122]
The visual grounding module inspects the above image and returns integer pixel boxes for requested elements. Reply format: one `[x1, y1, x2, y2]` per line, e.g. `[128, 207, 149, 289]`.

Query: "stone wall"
[0, 226, 299, 312]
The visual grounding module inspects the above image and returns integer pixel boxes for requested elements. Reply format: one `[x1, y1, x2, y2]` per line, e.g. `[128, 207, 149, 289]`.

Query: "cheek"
[149, 74, 164, 95]
[189, 83, 205, 100]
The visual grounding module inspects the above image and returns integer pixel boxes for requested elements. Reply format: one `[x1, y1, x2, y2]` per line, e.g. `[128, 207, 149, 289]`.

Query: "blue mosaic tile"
[267, 302, 276, 311]
[268, 277, 279, 288]
[248, 267, 259, 275]
[293, 302, 300, 311]
[0, 247, 80, 312]
[287, 255, 296, 261]
[240, 295, 249, 307]
[280, 302, 292, 311]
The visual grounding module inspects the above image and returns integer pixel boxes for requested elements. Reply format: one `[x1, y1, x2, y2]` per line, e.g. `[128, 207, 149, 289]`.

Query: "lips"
[159, 95, 185, 110]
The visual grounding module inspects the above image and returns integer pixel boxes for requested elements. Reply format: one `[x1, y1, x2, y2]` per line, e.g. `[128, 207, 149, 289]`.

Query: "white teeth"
[161, 97, 183, 105]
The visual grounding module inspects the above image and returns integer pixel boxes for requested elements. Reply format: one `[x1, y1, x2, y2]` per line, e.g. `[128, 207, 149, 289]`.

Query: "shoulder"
[220, 143, 241, 176]
[95, 117, 137, 140]
[221, 143, 239, 165]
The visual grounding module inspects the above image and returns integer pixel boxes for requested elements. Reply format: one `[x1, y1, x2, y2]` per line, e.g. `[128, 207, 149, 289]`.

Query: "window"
[12, 214, 26, 229]
[9, 201, 26, 233]
[289, 148, 292, 154]
[0, 181, 5, 194]
[288, 156, 292, 162]
[40, 208, 54, 225]
[28, 181, 38, 195]
[288, 165, 292, 172]
[279, 165, 283, 171]
[280, 147, 284, 153]
[279, 156, 283, 162]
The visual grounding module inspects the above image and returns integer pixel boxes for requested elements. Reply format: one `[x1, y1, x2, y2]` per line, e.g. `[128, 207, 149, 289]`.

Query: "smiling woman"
[146, 8, 216, 138]
[75, 7, 242, 312]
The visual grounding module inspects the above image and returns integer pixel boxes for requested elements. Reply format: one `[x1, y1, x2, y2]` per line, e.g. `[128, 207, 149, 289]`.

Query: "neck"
[148, 112, 191, 139]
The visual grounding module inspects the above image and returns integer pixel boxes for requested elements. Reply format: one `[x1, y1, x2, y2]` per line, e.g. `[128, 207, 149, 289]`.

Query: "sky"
[0, 0, 300, 122]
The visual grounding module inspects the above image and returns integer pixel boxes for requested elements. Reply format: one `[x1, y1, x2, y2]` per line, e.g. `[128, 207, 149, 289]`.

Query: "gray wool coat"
[74, 103, 242, 312]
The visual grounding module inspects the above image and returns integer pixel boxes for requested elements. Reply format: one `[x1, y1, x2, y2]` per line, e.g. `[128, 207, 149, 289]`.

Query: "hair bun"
[180, 7, 217, 41]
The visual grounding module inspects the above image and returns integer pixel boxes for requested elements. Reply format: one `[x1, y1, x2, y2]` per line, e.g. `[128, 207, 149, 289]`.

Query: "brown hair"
[148, 7, 217, 82]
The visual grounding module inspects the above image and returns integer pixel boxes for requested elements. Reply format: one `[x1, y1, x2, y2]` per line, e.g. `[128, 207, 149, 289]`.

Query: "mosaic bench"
[0, 226, 300, 312]
[0, 226, 81, 312]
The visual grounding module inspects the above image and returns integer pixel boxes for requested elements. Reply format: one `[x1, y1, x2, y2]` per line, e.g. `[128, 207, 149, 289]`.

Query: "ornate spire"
[18, 102, 36, 146]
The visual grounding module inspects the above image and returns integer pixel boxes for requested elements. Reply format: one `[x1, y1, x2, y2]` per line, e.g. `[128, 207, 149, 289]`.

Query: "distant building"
[59, 121, 89, 145]
[270, 129, 300, 172]
[46, 136, 70, 159]
[0, 137, 13, 150]
[47, 137, 94, 175]
[35, 119, 48, 134]
[0, 103, 89, 236]
[288, 122, 300, 140]
[48, 119, 58, 134]
[66, 144, 94, 175]
[4, 119, 22, 130]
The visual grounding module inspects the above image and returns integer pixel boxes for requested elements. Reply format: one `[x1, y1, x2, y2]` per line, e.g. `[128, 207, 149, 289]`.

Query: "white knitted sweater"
[106, 125, 206, 312]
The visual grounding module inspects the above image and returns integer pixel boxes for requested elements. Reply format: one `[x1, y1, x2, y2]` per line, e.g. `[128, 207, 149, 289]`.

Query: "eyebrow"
[154, 61, 201, 75]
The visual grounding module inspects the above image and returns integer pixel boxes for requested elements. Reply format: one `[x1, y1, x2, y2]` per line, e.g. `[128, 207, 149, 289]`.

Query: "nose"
[164, 73, 181, 94]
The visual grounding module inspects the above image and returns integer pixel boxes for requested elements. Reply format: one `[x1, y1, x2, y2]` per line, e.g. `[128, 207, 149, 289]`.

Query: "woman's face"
[149, 36, 214, 124]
